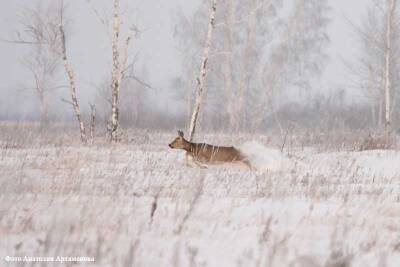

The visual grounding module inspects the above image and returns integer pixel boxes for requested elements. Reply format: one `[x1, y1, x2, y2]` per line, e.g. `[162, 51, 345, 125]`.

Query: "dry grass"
[359, 132, 397, 151]
[0, 123, 400, 266]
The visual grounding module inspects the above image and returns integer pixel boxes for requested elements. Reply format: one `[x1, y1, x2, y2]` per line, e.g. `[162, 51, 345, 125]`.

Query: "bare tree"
[384, 0, 397, 131]
[108, 0, 138, 142]
[59, 19, 87, 144]
[9, 3, 63, 125]
[86, 0, 152, 136]
[188, 0, 218, 141]
[175, 0, 329, 133]
[345, 8, 385, 127]
[58, 3, 87, 144]
[252, 0, 330, 131]
[215, 0, 275, 131]
[222, 0, 235, 130]
[109, 0, 122, 141]
[348, 0, 400, 129]
[8, 2, 91, 143]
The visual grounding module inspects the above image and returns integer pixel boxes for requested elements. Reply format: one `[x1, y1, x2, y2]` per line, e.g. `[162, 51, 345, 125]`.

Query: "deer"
[168, 130, 252, 169]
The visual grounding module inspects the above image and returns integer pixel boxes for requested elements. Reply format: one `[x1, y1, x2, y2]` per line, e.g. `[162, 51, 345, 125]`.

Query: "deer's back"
[190, 143, 244, 163]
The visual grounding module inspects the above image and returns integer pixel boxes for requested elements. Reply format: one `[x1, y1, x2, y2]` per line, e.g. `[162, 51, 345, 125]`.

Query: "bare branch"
[61, 97, 74, 106]
[0, 38, 41, 45]
[342, 12, 384, 53]
[17, 85, 68, 92]
[85, 0, 112, 38]
[215, 0, 272, 28]
[122, 75, 155, 90]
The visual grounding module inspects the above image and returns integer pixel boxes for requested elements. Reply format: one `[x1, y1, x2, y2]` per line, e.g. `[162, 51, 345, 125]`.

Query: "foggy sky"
[0, 0, 366, 119]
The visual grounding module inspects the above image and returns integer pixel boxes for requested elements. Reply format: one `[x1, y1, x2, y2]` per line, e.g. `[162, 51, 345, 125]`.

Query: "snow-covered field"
[1, 131, 400, 267]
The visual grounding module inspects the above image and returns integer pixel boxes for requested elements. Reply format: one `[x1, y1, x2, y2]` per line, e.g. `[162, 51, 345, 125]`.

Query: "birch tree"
[107, 0, 138, 142]
[188, 0, 217, 141]
[86, 0, 146, 133]
[252, 0, 330, 130]
[59, 16, 87, 144]
[346, 7, 385, 127]
[175, 0, 282, 132]
[10, 3, 63, 125]
[220, 0, 276, 131]
[109, 0, 122, 141]
[384, 0, 397, 131]
[175, 0, 329, 132]
[349, 0, 400, 129]
[10, 2, 91, 143]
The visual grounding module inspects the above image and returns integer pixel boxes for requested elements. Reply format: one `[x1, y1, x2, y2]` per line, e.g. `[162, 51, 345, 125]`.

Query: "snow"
[239, 141, 293, 171]
[0, 134, 400, 266]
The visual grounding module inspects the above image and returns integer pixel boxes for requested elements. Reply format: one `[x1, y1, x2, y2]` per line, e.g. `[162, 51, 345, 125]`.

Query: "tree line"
[6, 0, 400, 144]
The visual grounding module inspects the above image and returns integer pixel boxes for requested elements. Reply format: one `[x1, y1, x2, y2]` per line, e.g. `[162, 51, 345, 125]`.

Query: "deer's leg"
[185, 153, 191, 167]
[194, 160, 208, 169]
[185, 154, 208, 169]
[242, 159, 254, 171]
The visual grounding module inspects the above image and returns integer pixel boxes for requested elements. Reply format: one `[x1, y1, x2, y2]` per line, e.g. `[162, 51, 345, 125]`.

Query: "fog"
[0, 0, 372, 127]
[0, 0, 195, 119]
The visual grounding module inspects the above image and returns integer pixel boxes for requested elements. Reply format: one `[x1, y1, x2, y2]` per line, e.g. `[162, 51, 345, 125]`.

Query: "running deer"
[168, 130, 252, 169]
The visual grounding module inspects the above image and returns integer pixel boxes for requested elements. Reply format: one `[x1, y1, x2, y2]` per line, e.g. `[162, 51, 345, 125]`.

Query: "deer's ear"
[178, 130, 184, 137]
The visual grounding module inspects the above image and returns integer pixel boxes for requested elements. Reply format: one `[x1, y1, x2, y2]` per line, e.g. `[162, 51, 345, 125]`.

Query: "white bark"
[188, 0, 217, 141]
[223, 0, 235, 131]
[109, 0, 135, 142]
[110, 0, 121, 141]
[59, 24, 87, 144]
[384, 0, 397, 131]
[234, 0, 257, 131]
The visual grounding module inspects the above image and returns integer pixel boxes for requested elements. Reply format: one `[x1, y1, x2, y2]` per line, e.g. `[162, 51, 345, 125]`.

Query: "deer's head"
[169, 130, 188, 149]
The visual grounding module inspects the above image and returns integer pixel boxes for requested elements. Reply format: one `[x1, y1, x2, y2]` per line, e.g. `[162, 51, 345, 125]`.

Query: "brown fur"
[169, 130, 251, 169]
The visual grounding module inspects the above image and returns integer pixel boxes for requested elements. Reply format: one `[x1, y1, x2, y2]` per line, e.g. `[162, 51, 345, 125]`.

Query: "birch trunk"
[110, 0, 121, 142]
[367, 66, 377, 126]
[235, 1, 257, 131]
[59, 25, 87, 144]
[38, 87, 49, 126]
[384, 0, 397, 131]
[223, 0, 235, 131]
[188, 0, 217, 141]
[185, 66, 194, 123]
